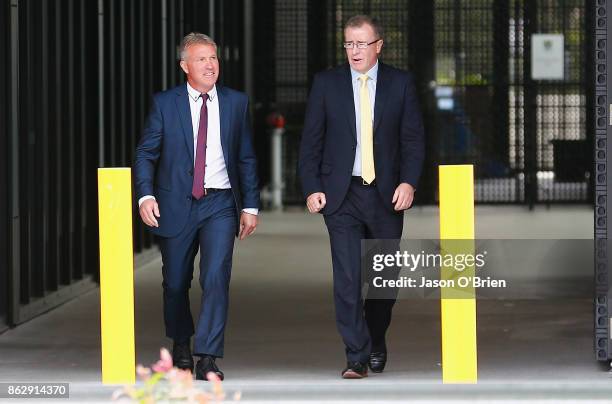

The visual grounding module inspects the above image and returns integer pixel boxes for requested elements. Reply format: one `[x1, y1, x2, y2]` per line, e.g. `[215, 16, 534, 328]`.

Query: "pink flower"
[151, 347, 173, 373]
[206, 372, 220, 383]
[112, 346, 238, 403]
[136, 364, 151, 381]
[207, 372, 225, 400]
[166, 368, 193, 387]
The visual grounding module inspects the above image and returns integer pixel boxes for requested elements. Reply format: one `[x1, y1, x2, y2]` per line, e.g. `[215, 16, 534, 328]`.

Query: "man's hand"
[239, 212, 258, 240]
[139, 199, 160, 227]
[306, 192, 326, 213]
[392, 183, 415, 211]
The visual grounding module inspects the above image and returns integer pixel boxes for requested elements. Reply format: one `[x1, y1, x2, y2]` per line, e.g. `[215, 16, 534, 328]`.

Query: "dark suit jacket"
[134, 83, 260, 238]
[298, 62, 425, 215]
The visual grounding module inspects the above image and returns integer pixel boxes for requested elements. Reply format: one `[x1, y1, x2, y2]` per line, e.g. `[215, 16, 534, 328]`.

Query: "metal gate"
[2, 0, 246, 328]
[264, 0, 594, 205]
[1, 0, 10, 333]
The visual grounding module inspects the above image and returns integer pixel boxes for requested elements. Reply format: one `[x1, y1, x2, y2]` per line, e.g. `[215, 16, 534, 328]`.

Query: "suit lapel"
[339, 65, 358, 144]
[373, 62, 389, 135]
[175, 84, 195, 162]
[217, 86, 231, 165]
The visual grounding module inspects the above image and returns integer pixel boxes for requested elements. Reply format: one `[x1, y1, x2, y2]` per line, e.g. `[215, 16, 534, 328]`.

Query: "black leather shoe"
[368, 352, 387, 373]
[341, 361, 368, 379]
[172, 341, 194, 372]
[195, 356, 224, 381]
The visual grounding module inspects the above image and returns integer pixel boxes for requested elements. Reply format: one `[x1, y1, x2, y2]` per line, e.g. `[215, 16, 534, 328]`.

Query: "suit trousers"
[324, 179, 403, 363]
[157, 189, 237, 358]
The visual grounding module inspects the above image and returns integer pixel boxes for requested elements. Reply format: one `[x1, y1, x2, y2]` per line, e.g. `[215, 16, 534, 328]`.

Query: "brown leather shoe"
[341, 361, 368, 379]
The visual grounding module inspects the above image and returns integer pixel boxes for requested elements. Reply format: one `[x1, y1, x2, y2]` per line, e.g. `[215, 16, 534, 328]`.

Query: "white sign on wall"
[531, 34, 565, 80]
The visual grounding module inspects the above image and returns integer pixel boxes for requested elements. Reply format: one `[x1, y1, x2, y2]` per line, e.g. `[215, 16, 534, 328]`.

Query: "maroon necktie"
[191, 93, 209, 199]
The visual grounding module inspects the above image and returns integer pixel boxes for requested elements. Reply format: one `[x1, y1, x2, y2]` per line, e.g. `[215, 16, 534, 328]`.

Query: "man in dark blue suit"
[298, 15, 425, 378]
[134, 33, 259, 381]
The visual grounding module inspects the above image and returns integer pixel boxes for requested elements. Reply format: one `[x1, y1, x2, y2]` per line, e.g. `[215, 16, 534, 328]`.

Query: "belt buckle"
[203, 188, 208, 196]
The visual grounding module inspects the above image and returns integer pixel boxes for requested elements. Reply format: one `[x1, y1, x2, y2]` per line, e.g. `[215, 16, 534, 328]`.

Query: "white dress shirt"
[139, 82, 258, 215]
[187, 83, 229, 188]
[350, 61, 378, 177]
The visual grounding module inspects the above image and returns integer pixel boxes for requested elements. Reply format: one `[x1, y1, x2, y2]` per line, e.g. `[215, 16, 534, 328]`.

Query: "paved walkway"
[1, 206, 608, 402]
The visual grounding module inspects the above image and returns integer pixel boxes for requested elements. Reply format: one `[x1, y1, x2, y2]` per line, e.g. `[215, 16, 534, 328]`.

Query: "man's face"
[179, 43, 219, 92]
[344, 23, 383, 74]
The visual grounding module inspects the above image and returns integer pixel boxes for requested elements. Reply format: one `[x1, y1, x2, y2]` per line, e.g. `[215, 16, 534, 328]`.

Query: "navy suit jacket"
[134, 83, 260, 238]
[298, 62, 425, 215]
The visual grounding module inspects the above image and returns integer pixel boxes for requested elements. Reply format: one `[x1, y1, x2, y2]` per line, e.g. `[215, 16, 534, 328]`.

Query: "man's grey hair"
[179, 32, 217, 61]
[344, 15, 384, 40]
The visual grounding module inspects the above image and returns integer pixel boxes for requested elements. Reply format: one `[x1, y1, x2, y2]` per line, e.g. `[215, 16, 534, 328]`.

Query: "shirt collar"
[350, 61, 379, 83]
[186, 82, 217, 101]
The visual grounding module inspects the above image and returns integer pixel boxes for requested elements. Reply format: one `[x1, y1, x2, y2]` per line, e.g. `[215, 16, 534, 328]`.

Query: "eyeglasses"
[342, 39, 381, 49]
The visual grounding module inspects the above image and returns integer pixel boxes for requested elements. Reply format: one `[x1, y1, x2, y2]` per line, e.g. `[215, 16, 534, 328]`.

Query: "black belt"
[351, 176, 376, 186]
[188, 188, 230, 199]
[204, 188, 229, 196]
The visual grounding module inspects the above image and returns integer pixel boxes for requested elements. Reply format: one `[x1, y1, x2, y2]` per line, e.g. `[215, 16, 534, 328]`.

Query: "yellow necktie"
[359, 74, 375, 184]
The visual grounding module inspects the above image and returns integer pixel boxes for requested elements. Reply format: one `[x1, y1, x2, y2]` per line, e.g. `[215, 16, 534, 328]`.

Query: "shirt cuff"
[242, 208, 259, 215]
[138, 195, 156, 207]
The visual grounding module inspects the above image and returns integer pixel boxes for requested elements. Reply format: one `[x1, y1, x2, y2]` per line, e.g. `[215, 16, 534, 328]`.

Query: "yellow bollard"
[439, 165, 477, 383]
[98, 168, 135, 384]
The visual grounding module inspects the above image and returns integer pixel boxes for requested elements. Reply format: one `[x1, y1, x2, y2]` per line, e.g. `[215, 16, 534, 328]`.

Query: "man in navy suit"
[298, 15, 425, 378]
[134, 32, 259, 381]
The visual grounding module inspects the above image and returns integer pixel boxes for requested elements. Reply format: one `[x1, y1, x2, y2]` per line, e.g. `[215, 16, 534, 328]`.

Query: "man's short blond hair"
[179, 32, 217, 60]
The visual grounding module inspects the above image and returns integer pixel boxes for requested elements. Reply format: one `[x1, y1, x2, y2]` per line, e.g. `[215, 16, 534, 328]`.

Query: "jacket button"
[189, 169, 194, 176]
[186, 196, 191, 200]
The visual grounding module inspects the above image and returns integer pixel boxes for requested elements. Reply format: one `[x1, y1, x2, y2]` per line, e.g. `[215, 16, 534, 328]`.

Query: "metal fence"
[1, 0, 597, 329]
[262, 0, 594, 206]
[594, 0, 608, 363]
[1, 0, 10, 333]
[1, 0, 246, 328]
